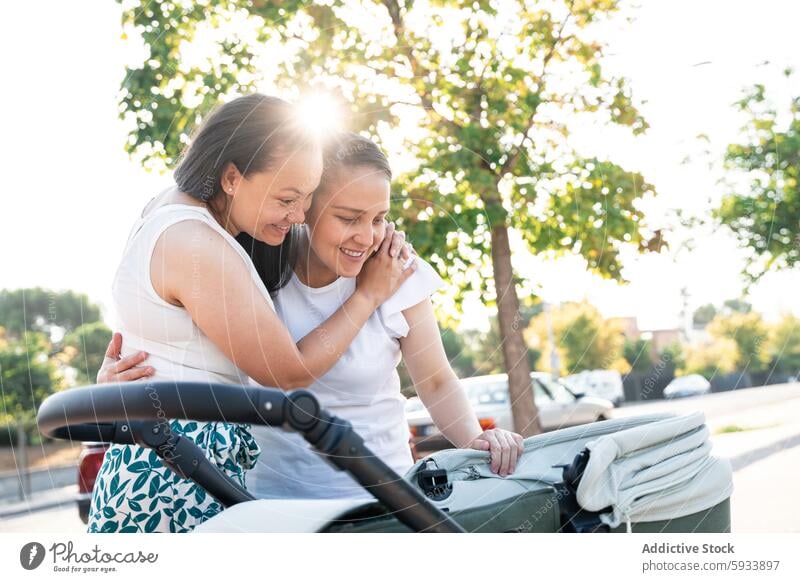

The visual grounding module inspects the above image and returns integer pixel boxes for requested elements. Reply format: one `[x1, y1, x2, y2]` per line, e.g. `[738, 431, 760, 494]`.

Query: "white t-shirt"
[247, 258, 444, 499]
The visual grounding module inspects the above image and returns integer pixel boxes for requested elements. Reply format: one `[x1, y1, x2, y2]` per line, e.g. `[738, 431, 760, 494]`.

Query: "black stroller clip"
[417, 461, 452, 501]
[553, 449, 611, 533]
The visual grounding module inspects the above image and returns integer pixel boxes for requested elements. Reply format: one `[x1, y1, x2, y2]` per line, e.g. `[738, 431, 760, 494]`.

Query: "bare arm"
[399, 299, 482, 447]
[151, 220, 414, 389]
[400, 298, 524, 475]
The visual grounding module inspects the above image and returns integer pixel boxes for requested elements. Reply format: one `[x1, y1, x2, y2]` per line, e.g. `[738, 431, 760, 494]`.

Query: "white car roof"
[460, 372, 557, 386]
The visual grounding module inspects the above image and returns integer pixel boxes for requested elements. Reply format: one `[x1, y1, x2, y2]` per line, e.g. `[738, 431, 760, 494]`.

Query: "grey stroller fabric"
[406, 413, 733, 529]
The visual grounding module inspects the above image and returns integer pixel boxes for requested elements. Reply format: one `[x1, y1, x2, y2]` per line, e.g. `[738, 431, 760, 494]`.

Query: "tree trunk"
[490, 224, 542, 437]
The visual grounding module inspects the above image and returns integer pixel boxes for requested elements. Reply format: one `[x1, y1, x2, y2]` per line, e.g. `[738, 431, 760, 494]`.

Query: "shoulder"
[384, 257, 444, 309]
[152, 219, 247, 294]
[156, 217, 231, 258]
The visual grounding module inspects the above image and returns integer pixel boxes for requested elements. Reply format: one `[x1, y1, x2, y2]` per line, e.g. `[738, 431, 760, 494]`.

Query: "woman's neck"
[294, 230, 340, 289]
[206, 194, 240, 238]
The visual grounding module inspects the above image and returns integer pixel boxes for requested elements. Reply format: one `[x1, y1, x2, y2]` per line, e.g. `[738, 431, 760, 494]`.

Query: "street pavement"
[1, 502, 84, 533]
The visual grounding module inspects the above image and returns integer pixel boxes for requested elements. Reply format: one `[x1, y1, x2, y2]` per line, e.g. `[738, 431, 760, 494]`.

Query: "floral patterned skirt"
[87, 420, 261, 533]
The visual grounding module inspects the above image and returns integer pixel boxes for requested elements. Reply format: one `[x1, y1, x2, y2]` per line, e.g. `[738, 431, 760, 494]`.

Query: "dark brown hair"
[233, 229, 296, 294]
[317, 132, 392, 195]
[175, 93, 315, 201]
[174, 93, 315, 293]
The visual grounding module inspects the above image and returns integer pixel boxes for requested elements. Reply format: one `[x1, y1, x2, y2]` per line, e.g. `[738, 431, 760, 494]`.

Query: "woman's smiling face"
[222, 147, 323, 246]
[302, 165, 391, 282]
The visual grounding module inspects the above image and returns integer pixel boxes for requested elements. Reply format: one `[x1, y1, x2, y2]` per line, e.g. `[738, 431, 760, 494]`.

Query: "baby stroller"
[37, 382, 732, 533]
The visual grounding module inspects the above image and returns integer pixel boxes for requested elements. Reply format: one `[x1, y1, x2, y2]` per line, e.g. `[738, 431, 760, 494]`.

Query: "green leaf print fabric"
[87, 420, 260, 533]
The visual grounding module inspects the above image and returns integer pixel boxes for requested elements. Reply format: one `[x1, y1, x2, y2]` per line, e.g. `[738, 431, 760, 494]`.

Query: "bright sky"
[1, 1, 798, 334]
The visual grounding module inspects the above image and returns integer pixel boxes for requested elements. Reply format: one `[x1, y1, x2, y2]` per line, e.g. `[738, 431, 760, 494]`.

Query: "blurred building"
[640, 329, 683, 354]
[609, 316, 640, 339]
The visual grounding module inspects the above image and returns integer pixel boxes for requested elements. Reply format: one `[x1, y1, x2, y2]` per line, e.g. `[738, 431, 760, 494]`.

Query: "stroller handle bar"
[37, 381, 464, 533]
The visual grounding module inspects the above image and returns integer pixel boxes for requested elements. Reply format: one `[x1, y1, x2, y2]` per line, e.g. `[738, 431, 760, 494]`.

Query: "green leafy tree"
[471, 317, 541, 376]
[683, 338, 738, 379]
[62, 322, 114, 385]
[526, 301, 627, 375]
[463, 299, 542, 376]
[468, 321, 507, 375]
[722, 298, 752, 315]
[716, 72, 800, 283]
[692, 304, 717, 329]
[117, 0, 663, 435]
[399, 324, 480, 395]
[659, 341, 686, 373]
[0, 288, 102, 339]
[439, 326, 477, 379]
[767, 314, 800, 377]
[623, 337, 653, 373]
[708, 312, 770, 374]
[0, 329, 60, 423]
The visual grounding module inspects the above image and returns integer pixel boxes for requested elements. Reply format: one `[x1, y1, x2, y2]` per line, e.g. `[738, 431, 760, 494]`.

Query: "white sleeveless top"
[248, 259, 444, 500]
[112, 202, 275, 385]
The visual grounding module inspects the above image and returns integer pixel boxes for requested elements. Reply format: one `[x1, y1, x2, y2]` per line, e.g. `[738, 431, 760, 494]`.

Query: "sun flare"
[295, 92, 345, 137]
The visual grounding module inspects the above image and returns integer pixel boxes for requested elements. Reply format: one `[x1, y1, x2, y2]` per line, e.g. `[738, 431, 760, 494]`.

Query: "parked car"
[404, 396, 425, 414]
[563, 370, 625, 406]
[76, 443, 108, 523]
[663, 374, 711, 399]
[406, 372, 614, 458]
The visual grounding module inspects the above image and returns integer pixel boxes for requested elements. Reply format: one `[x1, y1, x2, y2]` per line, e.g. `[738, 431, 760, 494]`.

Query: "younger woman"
[248, 133, 524, 499]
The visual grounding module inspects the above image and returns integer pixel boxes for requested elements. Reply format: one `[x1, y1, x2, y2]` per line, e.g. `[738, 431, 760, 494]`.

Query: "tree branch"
[380, 0, 463, 134]
[500, 1, 576, 177]
[471, 60, 490, 123]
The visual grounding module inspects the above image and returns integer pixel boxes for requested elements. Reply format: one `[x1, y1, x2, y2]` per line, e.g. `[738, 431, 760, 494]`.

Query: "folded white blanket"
[577, 412, 733, 528]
